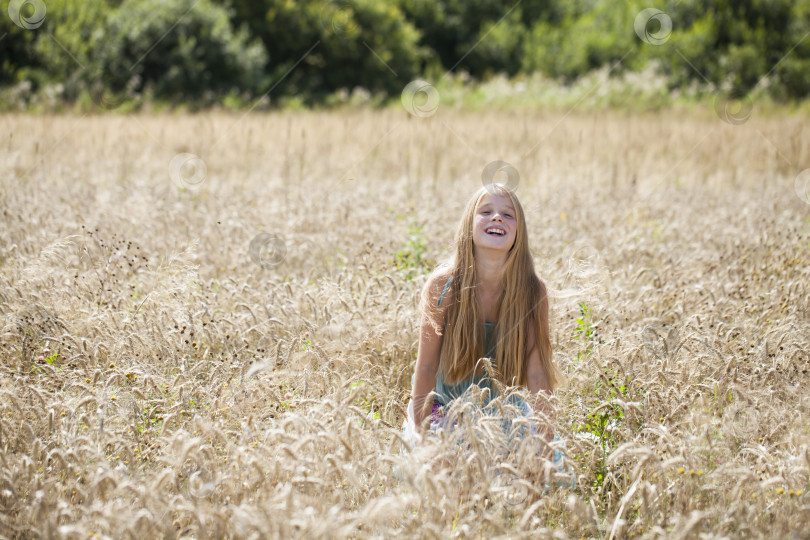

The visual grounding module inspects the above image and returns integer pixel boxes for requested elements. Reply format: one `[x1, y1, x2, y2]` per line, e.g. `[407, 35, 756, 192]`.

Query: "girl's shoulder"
[422, 265, 454, 308]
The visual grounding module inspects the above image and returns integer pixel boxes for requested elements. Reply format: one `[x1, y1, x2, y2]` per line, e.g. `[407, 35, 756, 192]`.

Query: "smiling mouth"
[486, 227, 506, 235]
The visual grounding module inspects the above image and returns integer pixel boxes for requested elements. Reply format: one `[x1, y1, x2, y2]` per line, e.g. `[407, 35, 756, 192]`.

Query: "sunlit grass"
[0, 108, 808, 537]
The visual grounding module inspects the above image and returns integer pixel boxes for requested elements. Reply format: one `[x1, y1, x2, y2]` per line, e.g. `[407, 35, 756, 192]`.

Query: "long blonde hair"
[421, 185, 561, 391]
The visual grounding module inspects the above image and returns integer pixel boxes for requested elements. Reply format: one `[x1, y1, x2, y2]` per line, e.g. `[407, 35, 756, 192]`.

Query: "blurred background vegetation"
[1, 0, 809, 111]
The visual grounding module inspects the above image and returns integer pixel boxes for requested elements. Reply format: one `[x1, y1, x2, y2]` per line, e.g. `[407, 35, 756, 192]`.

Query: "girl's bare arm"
[411, 274, 448, 431]
[526, 294, 555, 446]
[526, 344, 554, 440]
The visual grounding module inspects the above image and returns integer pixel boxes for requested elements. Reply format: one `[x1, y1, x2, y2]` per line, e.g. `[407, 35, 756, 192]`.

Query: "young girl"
[405, 184, 562, 449]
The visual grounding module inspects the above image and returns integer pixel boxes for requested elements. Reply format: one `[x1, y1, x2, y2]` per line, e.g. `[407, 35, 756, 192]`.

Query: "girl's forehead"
[477, 192, 515, 209]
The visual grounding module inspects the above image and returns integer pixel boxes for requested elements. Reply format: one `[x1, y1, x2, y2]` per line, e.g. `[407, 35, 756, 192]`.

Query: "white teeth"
[486, 228, 505, 235]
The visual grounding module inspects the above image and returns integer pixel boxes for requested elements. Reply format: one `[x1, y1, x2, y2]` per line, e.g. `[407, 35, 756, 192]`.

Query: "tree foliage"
[220, 0, 423, 101]
[653, 0, 810, 97]
[95, 0, 267, 104]
[1, 0, 809, 107]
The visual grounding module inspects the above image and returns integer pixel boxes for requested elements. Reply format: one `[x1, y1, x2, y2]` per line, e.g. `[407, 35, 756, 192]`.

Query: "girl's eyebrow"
[480, 203, 515, 212]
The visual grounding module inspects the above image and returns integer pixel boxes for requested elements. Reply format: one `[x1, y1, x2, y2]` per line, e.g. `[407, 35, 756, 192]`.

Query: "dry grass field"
[1, 106, 809, 538]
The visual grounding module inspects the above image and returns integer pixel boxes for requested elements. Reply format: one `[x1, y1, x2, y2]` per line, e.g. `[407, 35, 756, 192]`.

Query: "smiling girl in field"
[404, 184, 563, 456]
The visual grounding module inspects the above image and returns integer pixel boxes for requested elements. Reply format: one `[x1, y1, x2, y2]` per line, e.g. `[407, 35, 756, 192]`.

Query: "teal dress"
[433, 276, 499, 407]
[407, 276, 573, 486]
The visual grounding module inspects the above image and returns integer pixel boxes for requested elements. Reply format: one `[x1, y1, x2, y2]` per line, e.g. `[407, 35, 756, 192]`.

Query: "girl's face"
[472, 192, 517, 253]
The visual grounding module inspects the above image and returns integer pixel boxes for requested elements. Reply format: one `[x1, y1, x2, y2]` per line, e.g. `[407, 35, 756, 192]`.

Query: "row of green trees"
[1, 0, 809, 108]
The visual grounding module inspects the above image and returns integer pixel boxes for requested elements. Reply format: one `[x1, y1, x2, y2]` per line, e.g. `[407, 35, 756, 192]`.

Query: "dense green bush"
[94, 0, 267, 104]
[396, 0, 551, 78]
[0, 1, 45, 86]
[220, 0, 423, 101]
[1, 0, 809, 107]
[776, 2, 810, 99]
[649, 0, 810, 98]
[522, 1, 642, 81]
[32, 0, 109, 100]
